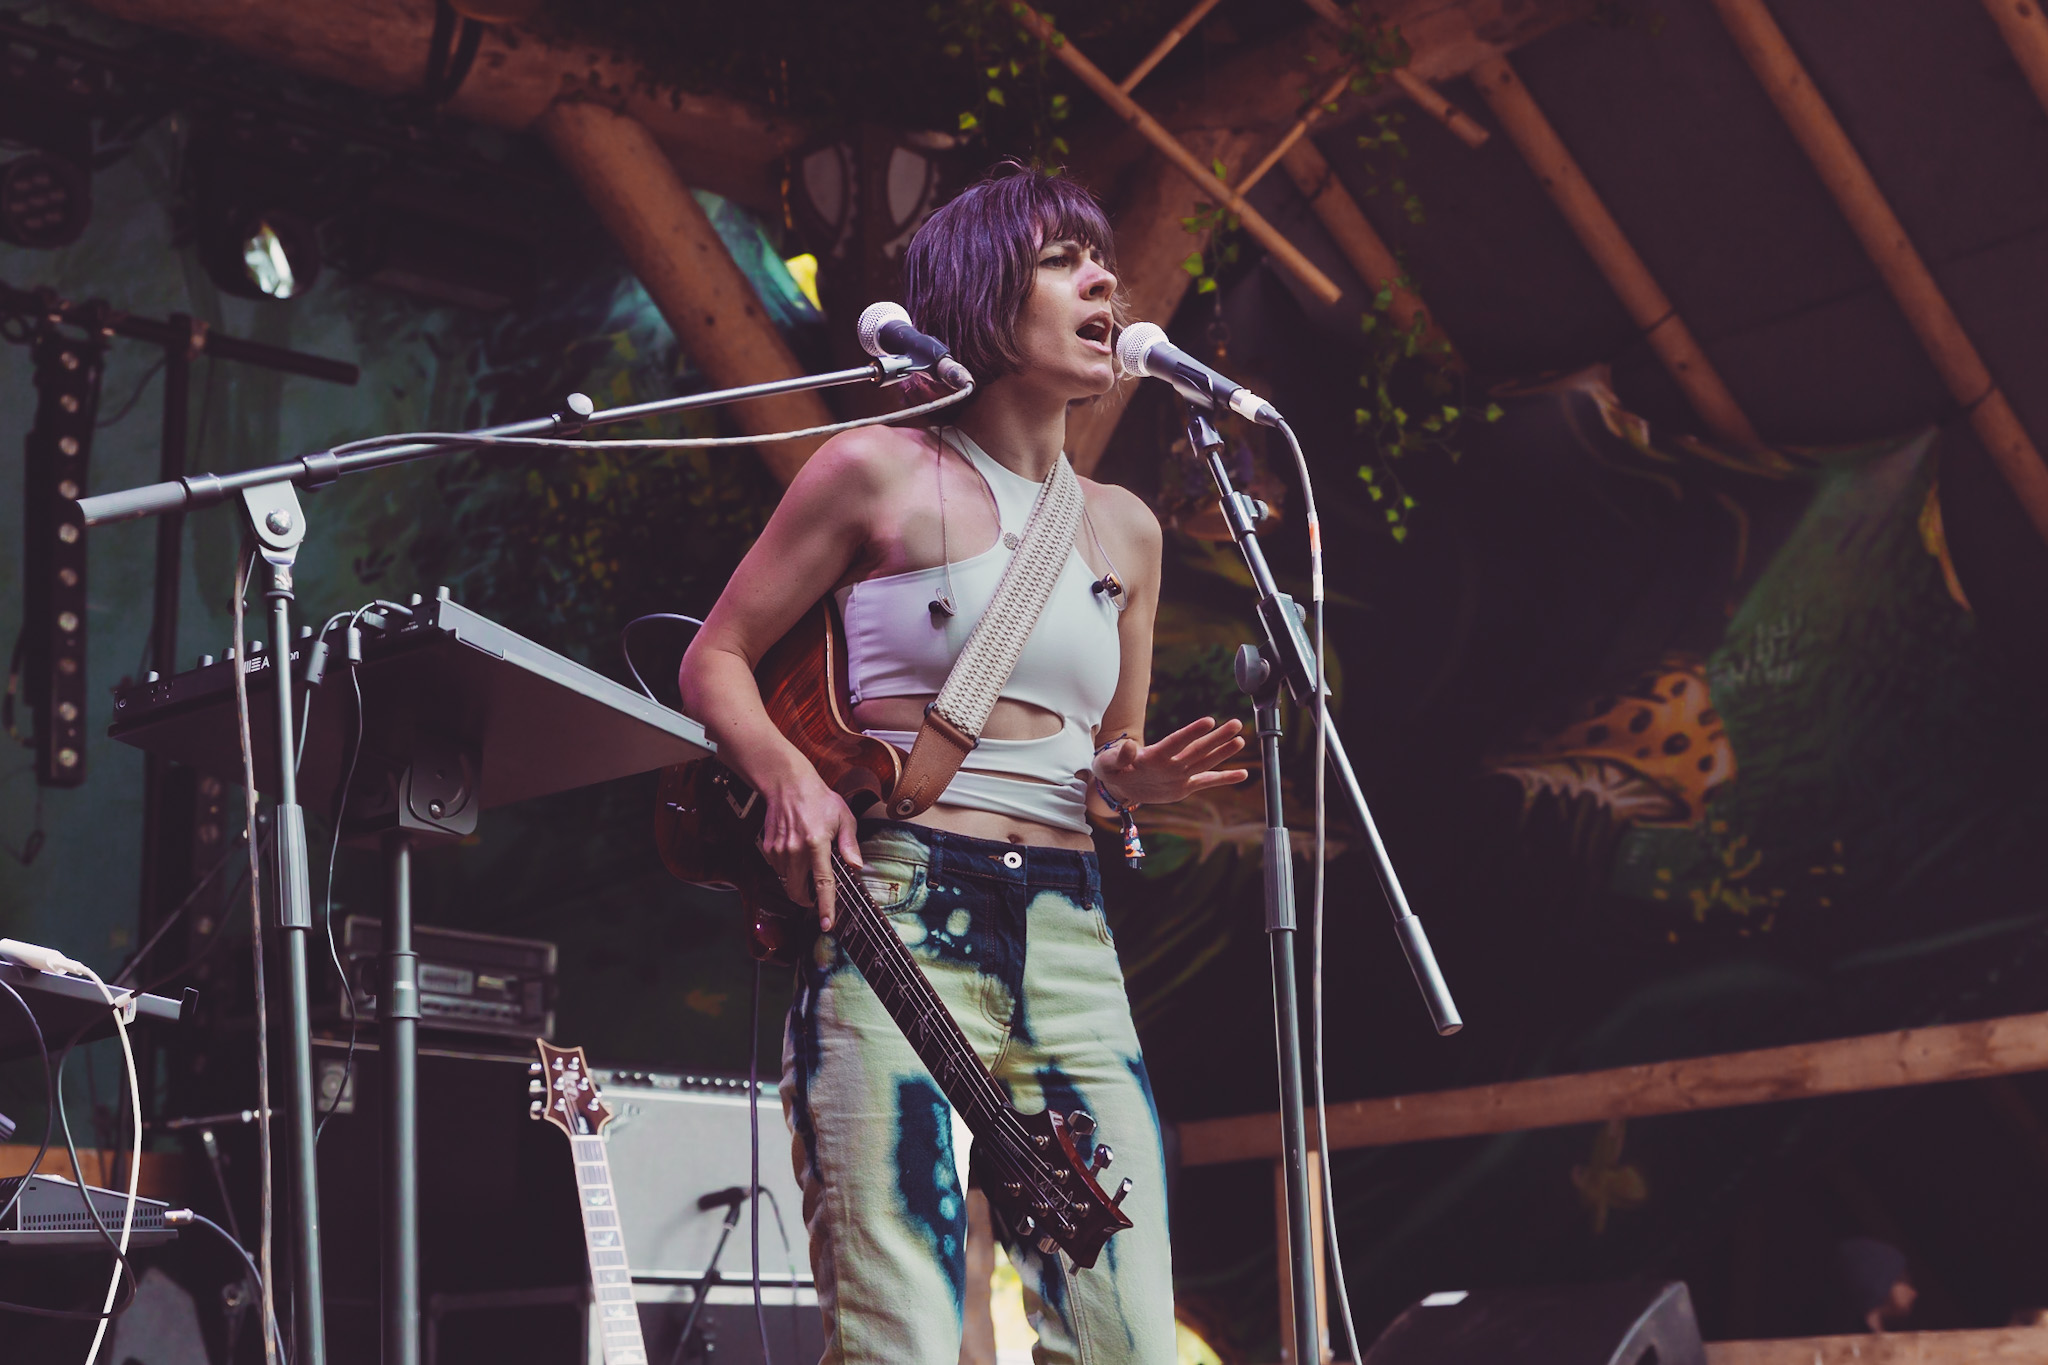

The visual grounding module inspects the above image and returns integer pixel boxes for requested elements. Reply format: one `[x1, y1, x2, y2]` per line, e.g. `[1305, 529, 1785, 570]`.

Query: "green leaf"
[1196, 277, 1218, 294]
[1385, 508, 1400, 523]
[1484, 402, 1505, 421]
[958, 111, 980, 131]
[1390, 525, 1408, 543]
[987, 65, 1001, 78]
[1442, 405, 1460, 421]
[1402, 495, 1417, 509]
[986, 86, 1006, 105]
[1050, 136, 1070, 155]
[1368, 485, 1384, 501]
[1181, 252, 1204, 276]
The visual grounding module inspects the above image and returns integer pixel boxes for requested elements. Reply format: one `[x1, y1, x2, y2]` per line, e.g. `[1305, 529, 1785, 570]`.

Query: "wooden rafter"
[1981, 0, 2048, 123]
[540, 102, 831, 485]
[1298, 0, 1491, 149]
[1118, 0, 1227, 94]
[1012, 2, 1345, 307]
[1470, 53, 1762, 447]
[1705, 1327, 2048, 1363]
[1712, 0, 2048, 547]
[1281, 139, 1461, 365]
[1177, 1008, 2048, 1166]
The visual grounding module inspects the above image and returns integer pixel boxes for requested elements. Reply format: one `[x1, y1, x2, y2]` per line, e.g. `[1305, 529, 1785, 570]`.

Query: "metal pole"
[383, 832, 420, 1365]
[266, 581, 327, 1365]
[1237, 645, 1321, 1364]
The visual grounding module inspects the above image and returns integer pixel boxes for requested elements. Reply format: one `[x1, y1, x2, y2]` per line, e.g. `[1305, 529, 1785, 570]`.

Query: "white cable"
[324, 382, 974, 459]
[1278, 421, 1362, 1365]
[74, 963, 140, 1365]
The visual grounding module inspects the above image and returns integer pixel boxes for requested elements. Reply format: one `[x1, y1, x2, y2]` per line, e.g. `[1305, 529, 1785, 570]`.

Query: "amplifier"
[596, 1067, 813, 1285]
[0, 1175, 177, 1252]
[340, 915, 555, 1041]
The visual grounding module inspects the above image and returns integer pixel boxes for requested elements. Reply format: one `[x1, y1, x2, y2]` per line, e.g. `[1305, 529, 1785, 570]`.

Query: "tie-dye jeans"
[782, 821, 1176, 1365]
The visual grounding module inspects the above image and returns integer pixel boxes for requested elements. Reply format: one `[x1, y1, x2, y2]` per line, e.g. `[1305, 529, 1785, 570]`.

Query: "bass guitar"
[653, 602, 1133, 1268]
[530, 1039, 650, 1365]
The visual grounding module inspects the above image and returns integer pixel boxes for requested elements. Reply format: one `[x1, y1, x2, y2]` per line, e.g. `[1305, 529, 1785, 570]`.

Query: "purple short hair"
[903, 163, 1126, 386]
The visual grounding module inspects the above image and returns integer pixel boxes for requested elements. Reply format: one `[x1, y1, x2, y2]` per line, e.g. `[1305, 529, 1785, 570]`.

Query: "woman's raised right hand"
[757, 773, 865, 933]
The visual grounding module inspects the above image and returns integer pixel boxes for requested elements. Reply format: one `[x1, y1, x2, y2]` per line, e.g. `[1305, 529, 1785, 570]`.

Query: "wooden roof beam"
[1298, 0, 1492, 149]
[1471, 53, 1762, 447]
[1713, 0, 2048, 547]
[539, 102, 830, 485]
[1980, 0, 2048, 124]
[1012, 3, 1344, 309]
[1118, 0, 1227, 95]
[1176, 1008, 2048, 1167]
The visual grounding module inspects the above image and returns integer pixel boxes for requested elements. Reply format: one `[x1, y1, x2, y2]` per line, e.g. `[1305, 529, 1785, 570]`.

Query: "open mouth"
[1076, 315, 1113, 351]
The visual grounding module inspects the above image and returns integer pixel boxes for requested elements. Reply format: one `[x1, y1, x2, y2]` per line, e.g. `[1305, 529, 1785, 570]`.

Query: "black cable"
[750, 957, 772, 1365]
[175, 1208, 289, 1363]
[0, 1015, 141, 1322]
[315, 652, 366, 1144]
[0, 979, 52, 1230]
[112, 827, 247, 987]
[620, 613, 704, 704]
[94, 352, 165, 429]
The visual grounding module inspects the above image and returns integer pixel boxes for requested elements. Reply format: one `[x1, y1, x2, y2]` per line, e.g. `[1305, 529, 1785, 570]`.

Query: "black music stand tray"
[108, 589, 712, 1362]
[0, 964, 193, 1063]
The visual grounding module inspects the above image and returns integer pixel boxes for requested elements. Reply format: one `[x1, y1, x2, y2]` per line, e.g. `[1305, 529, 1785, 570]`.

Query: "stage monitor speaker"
[1365, 1280, 1706, 1365]
[596, 1067, 814, 1284]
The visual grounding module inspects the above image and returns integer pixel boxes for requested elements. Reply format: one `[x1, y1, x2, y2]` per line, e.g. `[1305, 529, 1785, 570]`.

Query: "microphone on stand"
[1115, 322, 1283, 428]
[696, 1185, 751, 1211]
[858, 302, 976, 391]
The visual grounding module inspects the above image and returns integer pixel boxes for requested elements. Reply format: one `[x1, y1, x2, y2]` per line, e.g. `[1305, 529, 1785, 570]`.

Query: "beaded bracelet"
[1092, 733, 1146, 870]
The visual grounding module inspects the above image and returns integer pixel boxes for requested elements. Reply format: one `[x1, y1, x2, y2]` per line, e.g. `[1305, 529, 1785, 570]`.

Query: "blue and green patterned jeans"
[781, 821, 1175, 1365]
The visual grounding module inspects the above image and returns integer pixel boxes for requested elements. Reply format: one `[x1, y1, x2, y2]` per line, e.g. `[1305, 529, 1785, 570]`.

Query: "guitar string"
[824, 856, 1102, 1232]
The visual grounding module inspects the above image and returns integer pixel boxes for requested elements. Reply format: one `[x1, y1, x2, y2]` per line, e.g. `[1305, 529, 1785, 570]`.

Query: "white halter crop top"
[833, 428, 1122, 833]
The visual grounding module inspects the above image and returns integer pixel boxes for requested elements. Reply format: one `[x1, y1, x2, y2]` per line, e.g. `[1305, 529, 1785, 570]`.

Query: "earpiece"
[928, 593, 958, 620]
[1090, 574, 1124, 601]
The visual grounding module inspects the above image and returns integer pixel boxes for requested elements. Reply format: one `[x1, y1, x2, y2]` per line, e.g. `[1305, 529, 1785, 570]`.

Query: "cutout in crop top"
[833, 428, 1121, 832]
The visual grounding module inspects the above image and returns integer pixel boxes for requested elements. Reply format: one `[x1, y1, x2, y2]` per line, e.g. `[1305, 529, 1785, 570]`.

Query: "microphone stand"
[1187, 403, 1460, 1364]
[74, 355, 924, 1365]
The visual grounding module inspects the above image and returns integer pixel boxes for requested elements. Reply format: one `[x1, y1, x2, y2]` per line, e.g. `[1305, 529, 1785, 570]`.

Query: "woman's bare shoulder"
[1079, 475, 1162, 552]
[791, 423, 938, 499]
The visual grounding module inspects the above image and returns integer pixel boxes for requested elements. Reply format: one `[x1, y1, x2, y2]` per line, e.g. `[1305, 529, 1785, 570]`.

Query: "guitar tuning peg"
[528, 1060, 543, 1075]
[1015, 1215, 1036, 1239]
[529, 1100, 545, 1119]
[1111, 1177, 1133, 1207]
[1091, 1143, 1113, 1172]
[1066, 1110, 1095, 1139]
[1036, 1234, 1059, 1255]
[1002, 1181, 1023, 1198]
[529, 1079, 545, 1096]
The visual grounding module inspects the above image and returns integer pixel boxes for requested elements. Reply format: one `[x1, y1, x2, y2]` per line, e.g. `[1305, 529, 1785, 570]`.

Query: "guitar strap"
[887, 439, 1088, 819]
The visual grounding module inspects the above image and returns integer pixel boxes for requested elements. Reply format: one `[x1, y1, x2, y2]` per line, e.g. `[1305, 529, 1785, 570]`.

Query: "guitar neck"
[828, 855, 1013, 1136]
[571, 1134, 650, 1365]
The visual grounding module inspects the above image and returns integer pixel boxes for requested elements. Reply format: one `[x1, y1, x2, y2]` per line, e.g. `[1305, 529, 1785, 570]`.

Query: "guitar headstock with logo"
[530, 1039, 612, 1139]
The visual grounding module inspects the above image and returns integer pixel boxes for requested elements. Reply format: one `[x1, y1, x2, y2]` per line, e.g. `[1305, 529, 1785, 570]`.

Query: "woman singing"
[678, 163, 1246, 1365]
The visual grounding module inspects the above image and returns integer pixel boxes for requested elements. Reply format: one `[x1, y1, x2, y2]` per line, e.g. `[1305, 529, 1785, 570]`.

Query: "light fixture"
[198, 204, 322, 302]
[0, 150, 92, 248]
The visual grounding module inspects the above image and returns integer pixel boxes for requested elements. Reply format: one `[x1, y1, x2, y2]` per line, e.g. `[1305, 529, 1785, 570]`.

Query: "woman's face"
[1009, 234, 1118, 399]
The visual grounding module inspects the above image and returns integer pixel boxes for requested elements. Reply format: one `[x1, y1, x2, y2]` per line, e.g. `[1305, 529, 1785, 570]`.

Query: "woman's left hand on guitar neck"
[1091, 717, 1248, 808]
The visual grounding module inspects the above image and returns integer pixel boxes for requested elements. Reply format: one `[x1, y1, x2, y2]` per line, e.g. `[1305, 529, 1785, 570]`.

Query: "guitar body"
[653, 602, 1136, 1268]
[655, 600, 901, 964]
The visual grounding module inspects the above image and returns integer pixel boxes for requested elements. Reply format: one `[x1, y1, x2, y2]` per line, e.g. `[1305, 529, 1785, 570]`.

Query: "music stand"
[110, 590, 711, 1362]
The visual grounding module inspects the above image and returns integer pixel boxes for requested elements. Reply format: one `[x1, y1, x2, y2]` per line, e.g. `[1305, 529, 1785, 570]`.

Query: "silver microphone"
[1115, 322, 1281, 427]
[857, 302, 975, 390]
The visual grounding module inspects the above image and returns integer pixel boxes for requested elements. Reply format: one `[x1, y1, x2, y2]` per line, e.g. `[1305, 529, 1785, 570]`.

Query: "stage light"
[0, 151, 91, 248]
[198, 203, 322, 302]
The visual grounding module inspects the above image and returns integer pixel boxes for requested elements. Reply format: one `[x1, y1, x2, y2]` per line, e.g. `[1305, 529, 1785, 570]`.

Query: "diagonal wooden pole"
[1012, 3, 1345, 307]
[1118, 0, 1227, 94]
[1980, 0, 2048, 122]
[1296, 0, 1491, 149]
[1713, 0, 2048, 546]
[1470, 53, 1761, 447]
[1280, 139, 1462, 366]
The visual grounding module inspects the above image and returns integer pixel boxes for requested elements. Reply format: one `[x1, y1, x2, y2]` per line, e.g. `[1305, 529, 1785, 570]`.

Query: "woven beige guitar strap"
[888, 445, 1088, 819]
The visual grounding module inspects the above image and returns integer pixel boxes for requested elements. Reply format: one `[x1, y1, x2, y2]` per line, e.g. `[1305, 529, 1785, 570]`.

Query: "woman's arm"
[1084, 483, 1247, 813]
[678, 428, 905, 929]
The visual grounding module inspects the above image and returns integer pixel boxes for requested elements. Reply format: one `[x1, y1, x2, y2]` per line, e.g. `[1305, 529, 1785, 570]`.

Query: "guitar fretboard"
[573, 1134, 649, 1365]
